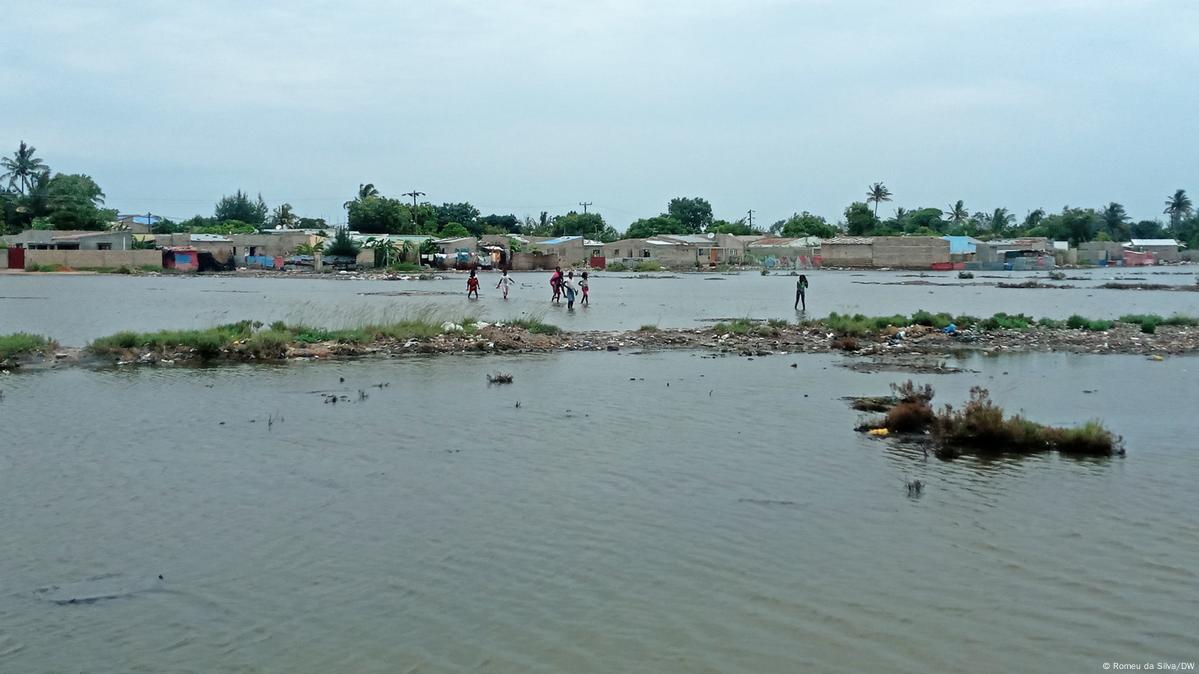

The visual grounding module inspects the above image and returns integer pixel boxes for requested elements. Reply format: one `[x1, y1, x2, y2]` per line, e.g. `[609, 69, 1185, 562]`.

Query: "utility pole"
[747, 209, 754, 230]
[579, 201, 592, 214]
[403, 190, 426, 231]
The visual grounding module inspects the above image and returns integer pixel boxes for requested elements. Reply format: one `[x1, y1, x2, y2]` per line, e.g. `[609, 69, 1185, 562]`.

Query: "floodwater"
[1, 266, 1196, 345]
[1, 351, 1197, 672]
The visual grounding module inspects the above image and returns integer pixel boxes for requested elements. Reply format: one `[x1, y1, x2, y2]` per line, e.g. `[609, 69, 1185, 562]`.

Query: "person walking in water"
[496, 268, 515, 300]
[794, 274, 809, 311]
[579, 271, 590, 306]
[550, 266, 562, 304]
[562, 270, 578, 309]
[467, 268, 480, 299]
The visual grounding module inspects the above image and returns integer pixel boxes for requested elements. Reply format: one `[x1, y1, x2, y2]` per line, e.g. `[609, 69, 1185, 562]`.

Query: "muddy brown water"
[1, 267, 1196, 345]
[1, 350, 1196, 672]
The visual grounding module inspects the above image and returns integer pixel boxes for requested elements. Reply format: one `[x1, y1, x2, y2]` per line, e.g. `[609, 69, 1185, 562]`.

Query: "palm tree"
[1, 141, 49, 195]
[990, 208, 1013, 235]
[947, 200, 969, 226]
[1023, 208, 1046, 230]
[1101, 202, 1130, 239]
[866, 182, 892, 217]
[343, 183, 380, 209]
[1163, 189, 1193, 231]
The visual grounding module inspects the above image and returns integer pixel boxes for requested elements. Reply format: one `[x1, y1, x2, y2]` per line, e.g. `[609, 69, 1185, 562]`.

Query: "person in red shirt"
[467, 269, 480, 299]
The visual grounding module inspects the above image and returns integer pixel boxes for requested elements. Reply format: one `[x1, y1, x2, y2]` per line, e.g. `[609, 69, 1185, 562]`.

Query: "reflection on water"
[1, 267, 1196, 344]
[1, 351, 1196, 672]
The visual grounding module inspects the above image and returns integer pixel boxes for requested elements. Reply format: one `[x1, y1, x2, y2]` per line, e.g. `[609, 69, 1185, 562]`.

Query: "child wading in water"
[795, 274, 809, 311]
[496, 269, 515, 299]
[467, 269, 480, 299]
[550, 266, 563, 304]
[579, 271, 590, 306]
[562, 270, 578, 309]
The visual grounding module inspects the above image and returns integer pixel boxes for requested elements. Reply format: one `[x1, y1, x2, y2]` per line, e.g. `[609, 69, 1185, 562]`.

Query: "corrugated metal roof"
[190, 233, 231, 242]
[824, 237, 874, 245]
[539, 235, 583, 245]
[1129, 239, 1180, 247]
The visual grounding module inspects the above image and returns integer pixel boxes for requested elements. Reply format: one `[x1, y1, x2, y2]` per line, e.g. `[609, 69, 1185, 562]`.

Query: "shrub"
[911, 310, 954, 329]
[604, 262, 627, 272]
[1066, 315, 1113, 331]
[831, 335, 860, 351]
[767, 318, 789, 329]
[638, 324, 659, 332]
[980, 312, 1034, 330]
[934, 387, 1121, 456]
[244, 329, 291, 358]
[0, 333, 50, 360]
[885, 401, 935, 433]
[509, 318, 560, 335]
[633, 260, 663, 272]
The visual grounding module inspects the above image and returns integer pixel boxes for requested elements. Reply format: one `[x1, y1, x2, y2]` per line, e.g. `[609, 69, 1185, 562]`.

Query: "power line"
[579, 201, 592, 214]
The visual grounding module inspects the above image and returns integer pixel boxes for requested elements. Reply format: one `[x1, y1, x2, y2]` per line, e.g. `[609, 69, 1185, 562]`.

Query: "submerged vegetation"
[855, 381, 1123, 457]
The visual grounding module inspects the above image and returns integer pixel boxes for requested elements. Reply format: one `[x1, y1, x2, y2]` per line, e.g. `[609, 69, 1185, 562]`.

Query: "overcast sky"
[3, 0, 1196, 229]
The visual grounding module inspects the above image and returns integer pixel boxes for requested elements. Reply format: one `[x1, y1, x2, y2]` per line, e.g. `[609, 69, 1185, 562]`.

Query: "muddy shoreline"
[6, 320, 1196, 372]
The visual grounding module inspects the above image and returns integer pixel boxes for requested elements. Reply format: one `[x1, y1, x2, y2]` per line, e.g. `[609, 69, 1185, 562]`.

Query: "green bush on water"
[91, 321, 257, 357]
[1066, 315, 1114, 331]
[507, 318, 560, 335]
[0, 333, 52, 360]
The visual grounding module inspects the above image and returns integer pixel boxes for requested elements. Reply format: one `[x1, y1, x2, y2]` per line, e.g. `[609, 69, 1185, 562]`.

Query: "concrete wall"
[871, 236, 950, 268]
[25, 249, 162, 270]
[1078, 241, 1124, 264]
[509, 252, 559, 270]
[230, 232, 314, 258]
[0, 249, 6, 269]
[1139, 245, 1181, 262]
[820, 243, 873, 267]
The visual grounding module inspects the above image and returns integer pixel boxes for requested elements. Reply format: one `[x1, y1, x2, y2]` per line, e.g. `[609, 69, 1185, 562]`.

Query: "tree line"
[4, 141, 1196, 248]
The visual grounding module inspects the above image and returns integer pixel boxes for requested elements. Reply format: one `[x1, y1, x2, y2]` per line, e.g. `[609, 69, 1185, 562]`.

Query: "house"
[972, 238, 1054, 271]
[942, 236, 981, 261]
[1127, 238, 1184, 263]
[162, 247, 199, 272]
[1077, 241, 1124, 265]
[657, 233, 747, 266]
[602, 237, 700, 268]
[115, 214, 163, 233]
[534, 235, 588, 266]
[2, 230, 133, 250]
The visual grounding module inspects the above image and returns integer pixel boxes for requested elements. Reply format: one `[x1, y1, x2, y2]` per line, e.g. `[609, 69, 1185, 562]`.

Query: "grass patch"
[28, 263, 68, 272]
[508, 318, 560, 335]
[1066, 315, 1114, 331]
[0, 332, 51, 360]
[91, 321, 257, 357]
[633, 260, 663, 272]
[604, 262, 628, 272]
[822, 312, 909, 336]
[767, 318, 789, 329]
[638, 324, 659, 332]
[713, 318, 755, 335]
[910, 310, 955, 329]
[980, 312, 1035, 330]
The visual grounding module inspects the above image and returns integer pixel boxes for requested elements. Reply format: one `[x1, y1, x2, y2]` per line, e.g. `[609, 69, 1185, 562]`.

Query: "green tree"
[297, 216, 327, 229]
[1048, 207, 1101, 245]
[844, 201, 878, 236]
[348, 197, 412, 234]
[947, 200, 969, 227]
[988, 208, 1013, 236]
[625, 215, 685, 239]
[1163, 189, 1193, 231]
[1100, 202, 1130, 240]
[552, 211, 612, 240]
[708, 219, 760, 236]
[324, 229, 361, 257]
[45, 173, 116, 230]
[667, 197, 714, 233]
[866, 182, 892, 217]
[1130, 219, 1165, 239]
[436, 202, 481, 235]
[772, 212, 836, 238]
[438, 222, 471, 238]
[214, 190, 268, 225]
[479, 213, 520, 234]
[1022, 208, 1046, 231]
[1, 141, 49, 195]
[343, 183, 380, 208]
[270, 203, 297, 229]
[903, 207, 945, 234]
